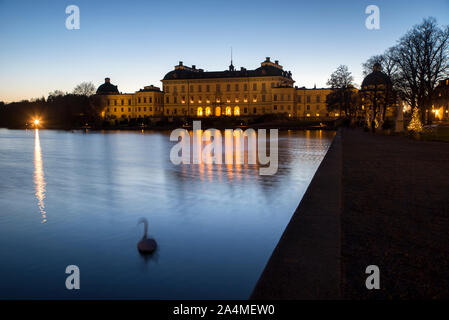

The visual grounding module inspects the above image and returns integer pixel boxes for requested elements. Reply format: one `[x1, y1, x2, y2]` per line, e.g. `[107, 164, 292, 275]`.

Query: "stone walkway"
[341, 129, 449, 299]
[252, 128, 449, 299]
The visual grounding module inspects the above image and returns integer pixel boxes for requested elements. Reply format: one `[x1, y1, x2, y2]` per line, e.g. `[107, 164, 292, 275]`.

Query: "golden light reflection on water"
[34, 129, 47, 223]
[183, 129, 262, 182]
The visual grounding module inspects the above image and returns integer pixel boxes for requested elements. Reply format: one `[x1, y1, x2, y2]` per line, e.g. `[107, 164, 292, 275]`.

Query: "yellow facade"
[100, 85, 164, 120]
[162, 76, 295, 117]
[96, 58, 340, 120]
[296, 88, 337, 119]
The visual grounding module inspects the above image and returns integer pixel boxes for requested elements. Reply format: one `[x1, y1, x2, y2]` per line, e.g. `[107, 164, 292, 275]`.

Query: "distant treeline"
[0, 94, 101, 129]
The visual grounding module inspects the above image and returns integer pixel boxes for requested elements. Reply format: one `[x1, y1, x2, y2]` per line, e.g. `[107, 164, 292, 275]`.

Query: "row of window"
[299, 113, 339, 117]
[107, 103, 325, 114]
[166, 94, 277, 104]
[273, 105, 292, 111]
[107, 106, 162, 113]
[165, 82, 281, 93]
[106, 106, 339, 118]
[106, 97, 162, 106]
[106, 94, 326, 106]
[297, 95, 325, 103]
[273, 94, 292, 101]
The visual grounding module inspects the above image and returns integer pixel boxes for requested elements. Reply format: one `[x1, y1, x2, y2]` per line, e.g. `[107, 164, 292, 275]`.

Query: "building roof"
[361, 63, 392, 89]
[136, 85, 161, 93]
[96, 78, 119, 94]
[162, 58, 294, 81]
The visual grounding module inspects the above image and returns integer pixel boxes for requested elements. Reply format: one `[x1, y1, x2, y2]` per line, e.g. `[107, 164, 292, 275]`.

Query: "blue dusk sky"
[0, 0, 448, 102]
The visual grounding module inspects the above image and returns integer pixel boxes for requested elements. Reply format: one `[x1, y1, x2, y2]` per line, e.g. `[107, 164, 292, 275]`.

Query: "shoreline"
[1, 119, 340, 132]
[251, 130, 342, 299]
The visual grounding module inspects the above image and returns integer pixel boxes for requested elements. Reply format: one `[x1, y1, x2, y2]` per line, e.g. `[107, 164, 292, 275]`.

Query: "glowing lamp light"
[34, 119, 40, 125]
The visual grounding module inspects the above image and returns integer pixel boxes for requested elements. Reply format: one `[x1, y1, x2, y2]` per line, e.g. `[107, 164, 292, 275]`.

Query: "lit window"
[197, 107, 203, 117]
[234, 106, 240, 116]
[226, 107, 232, 116]
[205, 107, 211, 116]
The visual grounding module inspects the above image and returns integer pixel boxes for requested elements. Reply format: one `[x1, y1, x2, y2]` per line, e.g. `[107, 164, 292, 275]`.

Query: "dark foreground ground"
[252, 128, 448, 299]
[341, 129, 449, 299]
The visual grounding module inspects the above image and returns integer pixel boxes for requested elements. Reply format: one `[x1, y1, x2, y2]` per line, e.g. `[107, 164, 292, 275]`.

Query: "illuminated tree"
[407, 107, 423, 132]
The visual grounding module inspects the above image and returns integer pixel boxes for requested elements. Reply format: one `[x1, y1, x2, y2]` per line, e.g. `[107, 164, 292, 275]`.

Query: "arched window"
[197, 107, 203, 117]
[205, 107, 211, 116]
[226, 106, 232, 116]
[215, 107, 221, 117]
[234, 106, 240, 116]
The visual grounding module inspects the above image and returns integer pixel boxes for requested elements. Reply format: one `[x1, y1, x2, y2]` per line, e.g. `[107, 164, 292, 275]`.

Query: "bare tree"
[73, 82, 96, 97]
[326, 65, 358, 118]
[393, 18, 449, 122]
[327, 65, 354, 89]
[362, 47, 400, 88]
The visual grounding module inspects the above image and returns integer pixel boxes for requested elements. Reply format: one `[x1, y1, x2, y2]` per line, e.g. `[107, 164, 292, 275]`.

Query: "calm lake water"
[0, 128, 334, 299]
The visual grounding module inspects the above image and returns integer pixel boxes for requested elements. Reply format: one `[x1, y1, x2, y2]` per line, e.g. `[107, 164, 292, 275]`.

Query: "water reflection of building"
[95, 57, 341, 121]
[34, 129, 47, 223]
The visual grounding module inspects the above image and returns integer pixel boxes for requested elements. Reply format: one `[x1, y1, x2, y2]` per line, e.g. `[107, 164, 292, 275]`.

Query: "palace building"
[432, 78, 449, 121]
[96, 58, 341, 121]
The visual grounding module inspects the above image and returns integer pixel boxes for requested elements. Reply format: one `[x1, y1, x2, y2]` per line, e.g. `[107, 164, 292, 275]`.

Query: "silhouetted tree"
[73, 82, 96, 96]
[395, 18, 449, 122]
[362, 47, 400, 88]
[47, 90, 65, 103]
[326, 65, 359, 118]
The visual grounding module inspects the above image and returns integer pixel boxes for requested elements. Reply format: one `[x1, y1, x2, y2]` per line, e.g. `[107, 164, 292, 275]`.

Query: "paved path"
[341, 129, 449, 299]
[252, 129, 449, 299]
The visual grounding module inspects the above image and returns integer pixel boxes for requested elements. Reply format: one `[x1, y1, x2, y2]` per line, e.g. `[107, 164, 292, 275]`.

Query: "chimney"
[192, 65, 196, 69]
[275, 60, 279, 65]
[105, 77, 110, 83]
[179, 61, 183, 66]
[266, 57, 271, 62]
